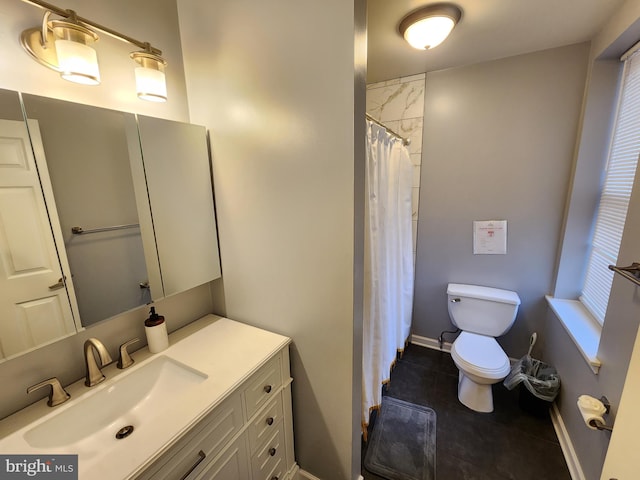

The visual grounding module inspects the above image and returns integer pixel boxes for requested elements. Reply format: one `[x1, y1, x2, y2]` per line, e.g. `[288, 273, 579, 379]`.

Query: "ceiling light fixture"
[399, 3, 462, 50]
[20, 0, 168, 102]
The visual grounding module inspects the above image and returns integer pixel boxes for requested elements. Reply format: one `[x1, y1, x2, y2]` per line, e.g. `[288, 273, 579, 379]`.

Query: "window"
[580, 50, 640, 325]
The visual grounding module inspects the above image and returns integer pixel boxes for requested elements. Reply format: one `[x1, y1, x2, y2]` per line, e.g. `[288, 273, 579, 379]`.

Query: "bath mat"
[364, 396, 436, 480]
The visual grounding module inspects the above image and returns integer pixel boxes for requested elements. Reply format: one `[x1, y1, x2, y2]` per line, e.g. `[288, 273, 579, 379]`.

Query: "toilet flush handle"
[450, 298, 461, 303]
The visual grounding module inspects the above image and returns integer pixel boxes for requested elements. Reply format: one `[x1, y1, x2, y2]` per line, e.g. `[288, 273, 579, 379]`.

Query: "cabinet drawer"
[251, 422, 286, 480]
[193, 435, 250, 480]
[243, 354, 282, 419]
[135, 392, 243, 480]
[262, 460, 286, 480]
[248, 393, 283, 453]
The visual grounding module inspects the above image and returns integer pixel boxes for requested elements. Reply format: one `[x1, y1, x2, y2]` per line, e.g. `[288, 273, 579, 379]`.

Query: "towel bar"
[71, 223, 140, 235]
[608, 262, 640, 287]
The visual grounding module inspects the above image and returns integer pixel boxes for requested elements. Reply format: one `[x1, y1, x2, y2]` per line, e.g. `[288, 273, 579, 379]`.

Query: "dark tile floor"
[362, 344, 572, 480]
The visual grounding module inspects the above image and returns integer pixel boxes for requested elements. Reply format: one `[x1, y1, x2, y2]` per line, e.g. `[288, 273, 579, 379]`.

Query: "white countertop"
[0, 315, 291, 479]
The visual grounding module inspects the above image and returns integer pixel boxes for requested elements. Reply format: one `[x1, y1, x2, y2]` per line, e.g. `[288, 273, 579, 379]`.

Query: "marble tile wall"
[366, 73, 426, 259]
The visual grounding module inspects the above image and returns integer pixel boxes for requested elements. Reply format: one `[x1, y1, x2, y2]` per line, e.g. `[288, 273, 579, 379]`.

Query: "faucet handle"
[117, 337, 140, 369]
[27, 377, 70, 407]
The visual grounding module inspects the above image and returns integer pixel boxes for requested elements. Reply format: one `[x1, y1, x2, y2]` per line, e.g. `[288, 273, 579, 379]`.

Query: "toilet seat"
[451, 331, 511, 379]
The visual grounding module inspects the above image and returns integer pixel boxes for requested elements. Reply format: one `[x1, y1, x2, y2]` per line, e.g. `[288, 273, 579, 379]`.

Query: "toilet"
[447, 283, 521, 413]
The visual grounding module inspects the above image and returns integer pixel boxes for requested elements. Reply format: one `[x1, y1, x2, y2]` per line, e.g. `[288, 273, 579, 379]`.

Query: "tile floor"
[362, 344, 572, 480]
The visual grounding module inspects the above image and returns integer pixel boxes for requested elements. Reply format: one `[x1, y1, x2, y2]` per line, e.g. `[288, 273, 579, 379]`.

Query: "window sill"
[545, 296, 602, 374]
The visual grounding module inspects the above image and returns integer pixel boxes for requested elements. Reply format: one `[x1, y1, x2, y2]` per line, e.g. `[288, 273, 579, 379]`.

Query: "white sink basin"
[24, 356, 207, 452]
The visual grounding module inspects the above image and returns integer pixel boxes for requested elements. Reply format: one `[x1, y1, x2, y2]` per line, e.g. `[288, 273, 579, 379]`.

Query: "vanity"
[0, 315, 297, 480]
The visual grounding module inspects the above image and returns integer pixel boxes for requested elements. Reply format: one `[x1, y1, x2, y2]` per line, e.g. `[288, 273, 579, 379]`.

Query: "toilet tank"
[447, 283, 521, 337]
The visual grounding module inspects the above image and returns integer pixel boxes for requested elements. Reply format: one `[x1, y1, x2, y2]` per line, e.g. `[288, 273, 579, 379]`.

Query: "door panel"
[0, 119, 77, 359]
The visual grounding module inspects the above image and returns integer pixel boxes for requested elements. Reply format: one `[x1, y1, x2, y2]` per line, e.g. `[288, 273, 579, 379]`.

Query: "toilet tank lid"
[447, 283, 521, 305]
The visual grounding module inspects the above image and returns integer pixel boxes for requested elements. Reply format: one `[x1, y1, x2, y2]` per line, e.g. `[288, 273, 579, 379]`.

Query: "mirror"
[0, 90, 79, 359]
[131, 115, 221, 298]
[22, 94, 151, 328]
[0, 89, 221, 362]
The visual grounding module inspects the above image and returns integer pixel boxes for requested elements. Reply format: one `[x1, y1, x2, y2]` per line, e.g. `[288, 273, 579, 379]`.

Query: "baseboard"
[550, 402, 585, 480]
[294, 468, 362, 480]
[410, 333, 452, 353]
[410, 333, 522, 365]
[295, 467, 322, 480]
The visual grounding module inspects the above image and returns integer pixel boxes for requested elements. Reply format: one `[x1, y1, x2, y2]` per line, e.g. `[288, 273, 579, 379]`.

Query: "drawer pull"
[271, 477, 279, 480]
[266, 416, 274, 426]
[180, 450, 206, 480]
[264, 385, 272, 393]
[269, 447, 277, 456]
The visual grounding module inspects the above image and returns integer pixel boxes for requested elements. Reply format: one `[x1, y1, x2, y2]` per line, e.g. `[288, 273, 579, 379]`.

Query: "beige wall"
[177, 1, 365, 479]
[0, 0, 189, 121]
[412, 43, 590, 357]
[0, 0, 218, 419]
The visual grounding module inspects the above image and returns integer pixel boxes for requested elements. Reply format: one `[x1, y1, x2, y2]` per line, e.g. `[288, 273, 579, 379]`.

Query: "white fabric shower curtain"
[362, 120, 414, 431]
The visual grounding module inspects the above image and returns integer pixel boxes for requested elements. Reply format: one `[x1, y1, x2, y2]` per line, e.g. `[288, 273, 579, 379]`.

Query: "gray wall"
[543, 129, 640, 480]
[413, 43, 590, 357]
[540, 4, 640, 477]
[177, 1, 365, 479]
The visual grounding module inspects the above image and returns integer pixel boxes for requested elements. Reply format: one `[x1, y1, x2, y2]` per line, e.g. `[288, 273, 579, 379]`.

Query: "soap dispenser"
[144, 306, 169, 353]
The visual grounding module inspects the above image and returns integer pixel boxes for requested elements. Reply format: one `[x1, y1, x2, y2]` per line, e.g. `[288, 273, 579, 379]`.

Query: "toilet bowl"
[451, 331, 511, 412]
[447, 283, 520, 413]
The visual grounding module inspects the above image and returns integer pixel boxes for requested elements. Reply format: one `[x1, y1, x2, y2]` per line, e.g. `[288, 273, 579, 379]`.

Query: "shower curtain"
[362, 120, 414, 433]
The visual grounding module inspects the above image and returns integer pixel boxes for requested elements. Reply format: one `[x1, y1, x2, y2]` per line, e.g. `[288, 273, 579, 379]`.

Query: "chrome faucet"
[84, 338, 113, 387]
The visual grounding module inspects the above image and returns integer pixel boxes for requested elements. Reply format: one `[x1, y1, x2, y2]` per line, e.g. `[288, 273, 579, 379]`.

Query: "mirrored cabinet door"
[22, 94, 151, 328]
[135, 115, 222, 298]
[0, 89, 222, 363]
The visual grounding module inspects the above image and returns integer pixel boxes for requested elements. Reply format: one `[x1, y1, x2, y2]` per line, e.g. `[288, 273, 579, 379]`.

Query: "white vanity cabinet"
[0, 316, 295, 480]
[135, 347, 295, 480]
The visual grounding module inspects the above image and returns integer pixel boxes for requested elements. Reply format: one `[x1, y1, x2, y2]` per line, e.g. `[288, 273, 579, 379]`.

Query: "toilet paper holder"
[589, 396, 613, 432]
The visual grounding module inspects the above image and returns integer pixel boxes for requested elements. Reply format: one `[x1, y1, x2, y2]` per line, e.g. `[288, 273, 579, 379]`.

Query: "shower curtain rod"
[365, 113, 411, 146]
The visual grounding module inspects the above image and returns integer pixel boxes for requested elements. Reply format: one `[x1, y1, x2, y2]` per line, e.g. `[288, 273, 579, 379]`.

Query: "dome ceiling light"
[399, 3, 462, 50]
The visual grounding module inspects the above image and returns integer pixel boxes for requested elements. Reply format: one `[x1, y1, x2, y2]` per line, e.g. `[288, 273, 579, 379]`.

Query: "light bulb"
[135, 66, 167, 102]
[131, 52, 168, 102]
[55, 38, 100, 85]
[404, 16, 455, 50]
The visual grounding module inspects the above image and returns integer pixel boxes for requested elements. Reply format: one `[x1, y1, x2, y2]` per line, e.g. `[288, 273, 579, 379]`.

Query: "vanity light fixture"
[399, 3, 462, 50]
[21, 10, 101, 85]
[131, 51, 168, 102]
[20, 0, 168, 102]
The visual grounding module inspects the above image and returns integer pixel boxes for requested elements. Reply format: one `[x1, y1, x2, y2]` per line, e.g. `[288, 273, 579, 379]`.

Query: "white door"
[601, 322, 640, 479]
[0, 119, 79, 360]
[599, 145, 640, 479]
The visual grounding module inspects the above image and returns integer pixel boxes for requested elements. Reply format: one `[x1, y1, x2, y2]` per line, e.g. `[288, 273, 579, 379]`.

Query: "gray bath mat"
[364, 396, 436, 480]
